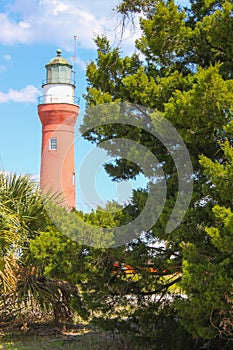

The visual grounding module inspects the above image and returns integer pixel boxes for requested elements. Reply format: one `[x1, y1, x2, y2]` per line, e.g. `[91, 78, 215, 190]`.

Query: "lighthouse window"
[49, 138, 58, 150]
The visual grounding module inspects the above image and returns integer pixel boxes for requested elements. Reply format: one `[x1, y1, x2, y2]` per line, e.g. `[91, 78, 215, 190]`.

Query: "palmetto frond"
[0, 172, 46, 296]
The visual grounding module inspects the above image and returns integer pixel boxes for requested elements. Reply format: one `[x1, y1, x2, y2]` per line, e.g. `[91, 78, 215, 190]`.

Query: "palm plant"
[0, 173, 46, 316]
[0, 172, 76, 324]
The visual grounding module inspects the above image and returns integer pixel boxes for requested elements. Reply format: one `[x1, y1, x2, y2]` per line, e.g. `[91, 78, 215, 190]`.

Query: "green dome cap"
[46, 49, 72, 68]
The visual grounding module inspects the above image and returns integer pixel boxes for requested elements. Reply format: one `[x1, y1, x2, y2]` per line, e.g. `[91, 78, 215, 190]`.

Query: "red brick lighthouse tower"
[38, 49, 79, 209]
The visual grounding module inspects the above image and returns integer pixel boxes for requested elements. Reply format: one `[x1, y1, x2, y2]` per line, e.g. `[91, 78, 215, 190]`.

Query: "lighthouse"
[38, 49, 79, 209]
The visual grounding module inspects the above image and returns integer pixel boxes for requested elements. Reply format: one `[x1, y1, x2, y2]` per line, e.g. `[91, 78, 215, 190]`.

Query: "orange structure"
[38, 49, 79, 209]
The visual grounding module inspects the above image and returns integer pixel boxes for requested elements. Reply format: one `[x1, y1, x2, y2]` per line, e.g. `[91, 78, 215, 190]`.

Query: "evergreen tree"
[79, 0, 233, 346]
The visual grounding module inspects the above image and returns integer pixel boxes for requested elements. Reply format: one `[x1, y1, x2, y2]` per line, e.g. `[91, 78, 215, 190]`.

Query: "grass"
[0, 323, 128, 350]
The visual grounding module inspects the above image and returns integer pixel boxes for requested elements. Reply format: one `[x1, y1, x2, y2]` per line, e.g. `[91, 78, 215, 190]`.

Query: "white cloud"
[0, 85, 40, 103]
[0, 13, 32, 45]
[0, 0, 139, 53]
[19, 21, 31, 29]
[3, 54, 12, 60]
[41, 0, 70, 16]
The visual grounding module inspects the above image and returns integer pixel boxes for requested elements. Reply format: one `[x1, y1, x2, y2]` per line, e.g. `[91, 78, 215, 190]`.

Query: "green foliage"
[117, 301, 203, 349]
[179, 138, 233, 340]
[77, 0, 233, 347]
[119, 0, 233, 78]
[164, 65, 233, 166]
[0, 173, 46, 293]
[190, 1, 233, 77]
[137, 0, 191, 71]
[85, 35, 141, 105]
[0, 173, 79, 324]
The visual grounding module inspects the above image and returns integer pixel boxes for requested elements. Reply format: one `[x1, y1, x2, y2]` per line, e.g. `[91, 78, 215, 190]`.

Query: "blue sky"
[0, 0, 188, 211]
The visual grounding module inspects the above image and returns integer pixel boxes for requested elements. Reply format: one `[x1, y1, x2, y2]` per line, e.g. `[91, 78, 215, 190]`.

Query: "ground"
[0, 322, 130, 350]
